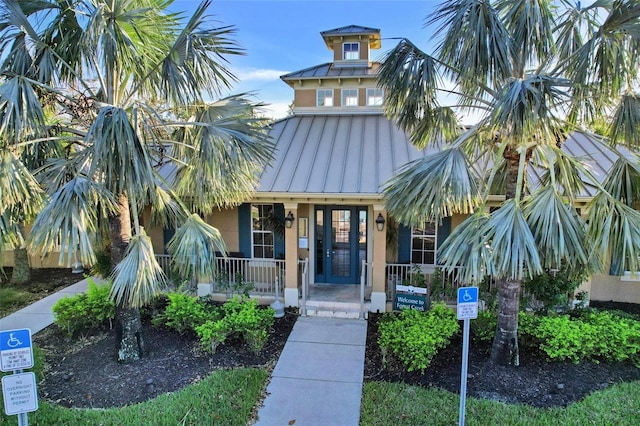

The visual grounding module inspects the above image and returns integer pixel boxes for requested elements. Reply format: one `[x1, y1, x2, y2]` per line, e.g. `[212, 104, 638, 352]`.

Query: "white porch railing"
[154, 254, 285, 296]
[384, 263, 495, 302]
[299, 258, 309, 316]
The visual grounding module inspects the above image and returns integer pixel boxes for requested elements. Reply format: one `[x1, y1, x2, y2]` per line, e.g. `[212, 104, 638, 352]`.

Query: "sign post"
[457, 287, 478, 426]
[1, 328, 38, 426]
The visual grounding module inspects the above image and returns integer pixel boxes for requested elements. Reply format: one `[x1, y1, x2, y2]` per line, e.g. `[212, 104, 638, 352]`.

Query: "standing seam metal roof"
[258, 114, 635, 198]
[257, 114, 433, 194]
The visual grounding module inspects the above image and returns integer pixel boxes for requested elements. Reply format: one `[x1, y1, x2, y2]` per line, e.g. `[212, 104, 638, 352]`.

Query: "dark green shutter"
[238, 203, 251, 258]
[162, 228, 175, 254]
[437, 216, 451, 260]
[398, 223, 411, 263]
[274, 203, 285, 259]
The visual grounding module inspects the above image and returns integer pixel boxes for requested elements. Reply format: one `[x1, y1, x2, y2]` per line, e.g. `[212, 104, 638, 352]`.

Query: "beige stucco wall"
[590, 273, 640, 304]
[207, 208, 240, 253]
[294, 89, 319, 108]
[144, 207, 241, 255]
[331, 40, 368, 62]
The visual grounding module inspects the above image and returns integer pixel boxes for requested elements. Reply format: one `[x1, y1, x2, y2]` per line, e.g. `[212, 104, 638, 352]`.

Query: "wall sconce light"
[376, 213, 386, 231]
[284, 211, 295, 228]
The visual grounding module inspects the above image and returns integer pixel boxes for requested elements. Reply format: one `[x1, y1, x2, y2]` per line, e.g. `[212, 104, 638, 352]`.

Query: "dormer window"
[343, 42, 359, 60]
[317, 89, 334, 107]
[341, 89, 358, 106]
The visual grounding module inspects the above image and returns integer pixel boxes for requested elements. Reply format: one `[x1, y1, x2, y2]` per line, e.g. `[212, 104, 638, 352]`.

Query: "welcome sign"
[394, 293, 428, 311]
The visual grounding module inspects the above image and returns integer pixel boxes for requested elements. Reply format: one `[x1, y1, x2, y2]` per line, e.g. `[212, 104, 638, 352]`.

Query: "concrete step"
[302, 300, 369, 319]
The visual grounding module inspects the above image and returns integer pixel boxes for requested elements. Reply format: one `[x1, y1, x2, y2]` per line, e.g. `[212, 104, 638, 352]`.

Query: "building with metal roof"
[149, 25, 640, 314]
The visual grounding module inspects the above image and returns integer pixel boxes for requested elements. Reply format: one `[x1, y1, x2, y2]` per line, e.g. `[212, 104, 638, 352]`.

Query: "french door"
[315, 206, 367, 284]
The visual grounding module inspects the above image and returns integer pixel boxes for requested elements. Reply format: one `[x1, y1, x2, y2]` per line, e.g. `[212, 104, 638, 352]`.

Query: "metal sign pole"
[458, 318, 470, 426]
[456, 287, 478, 426]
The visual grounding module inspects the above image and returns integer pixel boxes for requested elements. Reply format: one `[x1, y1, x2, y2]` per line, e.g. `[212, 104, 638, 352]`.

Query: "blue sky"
[171, 0, 440, 119]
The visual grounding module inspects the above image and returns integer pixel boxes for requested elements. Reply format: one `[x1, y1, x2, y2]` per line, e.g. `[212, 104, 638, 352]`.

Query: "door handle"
[326, 249, 331, 258]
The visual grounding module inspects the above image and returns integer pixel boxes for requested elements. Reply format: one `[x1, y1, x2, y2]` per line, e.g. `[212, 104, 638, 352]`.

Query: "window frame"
[341, 89, 359, 107]
[366, 88, 384, 106]
[316, 89, 334, 107]
[343, 42, 360, 60]
[251, 204, 275, 259]
[410, 221, 438, 265]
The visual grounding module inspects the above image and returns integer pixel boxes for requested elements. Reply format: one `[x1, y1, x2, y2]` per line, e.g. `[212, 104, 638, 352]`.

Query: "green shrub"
[151, 292, 217, 334]
[520, 311, 640, 365]
[52, 279, 115, 336]
[522, 268, 587, 312]
[195, 319, 231, 353]
[194, 297, 274, 354]
[90, 248, 113, 278]
[471, 310, 496, 345]
[378, 303, 459, 372]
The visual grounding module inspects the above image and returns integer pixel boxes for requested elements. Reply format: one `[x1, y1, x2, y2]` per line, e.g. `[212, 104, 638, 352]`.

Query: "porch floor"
[306, 284, 371, 303]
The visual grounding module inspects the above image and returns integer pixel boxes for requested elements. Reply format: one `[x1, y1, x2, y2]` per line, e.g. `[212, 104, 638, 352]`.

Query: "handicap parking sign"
[0, 329, 34, 371]
[457, 287, 479, 320]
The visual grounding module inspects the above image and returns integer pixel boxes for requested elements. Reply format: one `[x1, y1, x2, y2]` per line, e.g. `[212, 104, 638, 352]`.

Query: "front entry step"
[302, 300, 369, 319]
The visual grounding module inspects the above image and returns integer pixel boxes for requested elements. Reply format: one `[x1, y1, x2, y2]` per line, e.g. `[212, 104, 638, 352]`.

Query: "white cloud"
[235, 68, 289, 82]
[259, 101, 291, 120]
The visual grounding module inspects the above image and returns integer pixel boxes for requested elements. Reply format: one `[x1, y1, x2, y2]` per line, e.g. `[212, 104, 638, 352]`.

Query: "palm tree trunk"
[108, 194, 144, 362]
[490, 277, 521, 365]
[10, 224, 30, 285]
[490, 145, 527, 366]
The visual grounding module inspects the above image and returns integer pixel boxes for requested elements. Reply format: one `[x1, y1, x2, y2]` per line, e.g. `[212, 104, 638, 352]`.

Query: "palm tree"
[378, 0, 640, 365]
[0, 0, 273, 361]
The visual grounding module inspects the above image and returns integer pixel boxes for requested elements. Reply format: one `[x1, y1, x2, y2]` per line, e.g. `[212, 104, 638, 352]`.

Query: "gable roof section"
[257, 114, 432, 196]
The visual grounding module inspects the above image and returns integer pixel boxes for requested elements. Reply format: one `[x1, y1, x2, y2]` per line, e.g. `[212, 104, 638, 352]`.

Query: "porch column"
[283, 203, 299, 307]
[371, 205, 387, 312]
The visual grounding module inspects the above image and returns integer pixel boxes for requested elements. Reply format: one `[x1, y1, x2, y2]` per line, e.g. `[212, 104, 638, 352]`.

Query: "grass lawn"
[1, 368, 268, 426]
[361, 380, 640, 425]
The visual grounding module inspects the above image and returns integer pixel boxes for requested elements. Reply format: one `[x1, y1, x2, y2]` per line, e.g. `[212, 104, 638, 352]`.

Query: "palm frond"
[377, 38, 442, 135]
[86, 105, 157, 197]
[409, 106, 462, 148]
[586, 192, 640, 274]
[172, 95, 274, 211]
[27, 176, 114, 266]
[109, 229, 167, 308]
[535, 144, 591, 199]
[495, 0, 555, 68]
[156, 0, 242, 104]
[481, 199, 542, 280]
[0, 76, 47, 142]
[382, 147, 479, 226]
[601, 155, 640, 206]
[488, 74, 568, 140]
[438, 211, 494, 284]
[431, 0, 512, 88]
[0, 149, 45, 220]
[608, 92, 640, 149]
[523, 186, 590, 274]
[166, 213, 226, 282]
[569, 1, 640, 96]
[145, 183, 190, 229]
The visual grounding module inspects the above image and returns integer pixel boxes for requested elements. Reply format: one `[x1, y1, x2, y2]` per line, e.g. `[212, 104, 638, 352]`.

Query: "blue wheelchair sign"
[457, 287, 478, 305]
[0, 329, 31, 351]
[0, 329, 33, 371]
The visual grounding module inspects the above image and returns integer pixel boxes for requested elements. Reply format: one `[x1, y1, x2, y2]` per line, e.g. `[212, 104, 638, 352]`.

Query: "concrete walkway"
[0, 278, 91, 333]
[255, 316, 368, 426]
